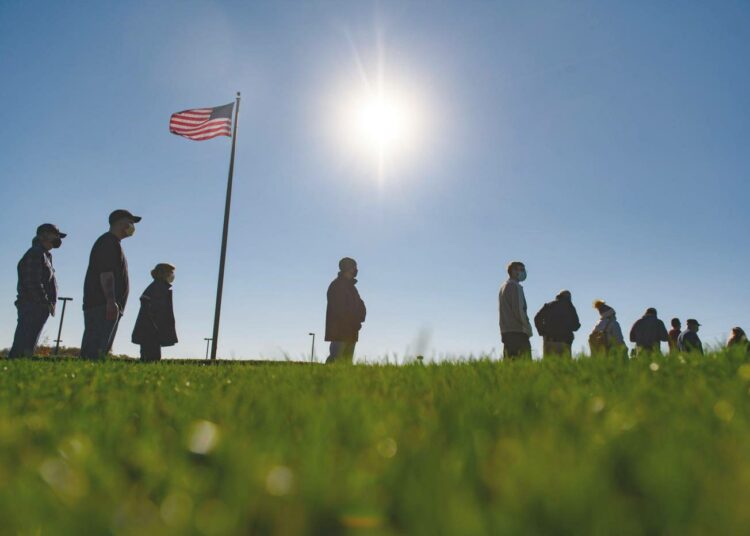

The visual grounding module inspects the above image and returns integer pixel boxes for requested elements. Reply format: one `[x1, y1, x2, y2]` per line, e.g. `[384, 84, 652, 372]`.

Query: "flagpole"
[210, 91, 241, 360]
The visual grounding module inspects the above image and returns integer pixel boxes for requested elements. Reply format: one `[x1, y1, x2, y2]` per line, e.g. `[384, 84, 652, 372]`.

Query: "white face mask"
[517, 270, 527, 282]
[124, 221, 136, 237]
[167, 273, 175, 284]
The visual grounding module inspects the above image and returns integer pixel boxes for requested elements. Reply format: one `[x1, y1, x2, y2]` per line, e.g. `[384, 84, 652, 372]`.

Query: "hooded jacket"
[591, 308, 625, 347]
[325, 274, 366, 342]
[629, 314, 668, 350]
[534, 296, 580, 344]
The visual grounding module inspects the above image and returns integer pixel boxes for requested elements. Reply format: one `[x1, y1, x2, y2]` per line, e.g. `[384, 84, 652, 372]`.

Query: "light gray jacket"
[499, 278, 533, 337]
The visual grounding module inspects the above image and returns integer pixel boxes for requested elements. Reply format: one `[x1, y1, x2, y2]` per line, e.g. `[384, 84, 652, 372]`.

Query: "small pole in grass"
[308, 333, 315, 363]
[53, 297, 73, 355]
[204, 338, 213, 360]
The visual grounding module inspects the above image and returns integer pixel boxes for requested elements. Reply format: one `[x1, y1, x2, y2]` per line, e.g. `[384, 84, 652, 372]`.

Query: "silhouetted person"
[727, 327, 747, 350]
[589, 300, 626, 357]
[678, 319, 703, 354]
[629, 307, 668, 355]
[132, 263, 177, 361]
[534, 290, 580, 358]
[499, 261, 533, 359]
[668, 318, 681, 353]
[325, 257, 366, 364]
[9, 224, 66, 358]
[81, 210, 141, 360]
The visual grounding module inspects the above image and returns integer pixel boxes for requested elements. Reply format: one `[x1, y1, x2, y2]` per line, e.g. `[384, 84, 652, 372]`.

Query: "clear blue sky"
[1, 1, 748, 360]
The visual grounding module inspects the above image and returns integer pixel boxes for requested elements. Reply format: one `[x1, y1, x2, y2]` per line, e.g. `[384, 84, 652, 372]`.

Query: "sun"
[354, 91, 411, 156]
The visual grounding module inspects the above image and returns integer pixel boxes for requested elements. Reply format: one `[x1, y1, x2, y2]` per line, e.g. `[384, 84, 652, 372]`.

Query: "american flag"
[169, 103, 234, 141]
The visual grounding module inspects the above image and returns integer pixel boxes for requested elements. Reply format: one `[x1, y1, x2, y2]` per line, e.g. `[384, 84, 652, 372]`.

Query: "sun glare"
[354, 91, 411, 155]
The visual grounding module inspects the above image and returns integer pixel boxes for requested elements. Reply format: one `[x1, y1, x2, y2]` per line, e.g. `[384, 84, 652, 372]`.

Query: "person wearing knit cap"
[589, 300, 627, 357]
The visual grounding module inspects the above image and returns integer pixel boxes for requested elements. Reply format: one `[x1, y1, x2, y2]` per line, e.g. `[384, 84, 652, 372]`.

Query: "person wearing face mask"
[325, 257, 366, 364]
[678, 319, 704, 354]
[499, 261, 533, 359]
[132, 263, 177, 361]
[8, 224, 66, 358]
[80, 209, 141, 360]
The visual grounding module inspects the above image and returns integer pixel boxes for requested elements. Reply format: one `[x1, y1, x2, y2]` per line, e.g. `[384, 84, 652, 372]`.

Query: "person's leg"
[544, 341, 571, 358]
[326, 342, 342, 364]
[140, 339, 161, 361]
[341, 342, 356, 363]
[9, 302, 49, 358]
[503, 333, 531, 360]
[81, 306, 117, 360]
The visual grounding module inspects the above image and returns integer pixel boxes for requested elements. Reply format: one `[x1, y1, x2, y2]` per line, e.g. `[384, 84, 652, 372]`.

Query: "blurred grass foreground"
[2, 351, 750, 535]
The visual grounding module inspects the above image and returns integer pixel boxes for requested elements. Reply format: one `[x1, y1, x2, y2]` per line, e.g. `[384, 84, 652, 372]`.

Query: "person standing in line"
[80, 210, 141, 360]
[589, 300, 627, 358]
[325, 257, 366, 364]
[629, 307, 669, 356]
[667, 318, 681, 353]
[499, 261, 533, 359]
[727, 327, 748, 351]
[8, 224, 66, 358]
[677, 319, 704, 354]
[132, 263, 177, 361]
[533, 289, 580, 358]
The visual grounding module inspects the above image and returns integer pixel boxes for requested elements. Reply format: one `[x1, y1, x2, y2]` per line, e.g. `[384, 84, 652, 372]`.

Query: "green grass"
[2, 351, 750, 535]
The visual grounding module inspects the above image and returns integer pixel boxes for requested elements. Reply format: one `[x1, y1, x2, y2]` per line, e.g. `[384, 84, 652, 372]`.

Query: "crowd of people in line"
[6, 215, 748, 363]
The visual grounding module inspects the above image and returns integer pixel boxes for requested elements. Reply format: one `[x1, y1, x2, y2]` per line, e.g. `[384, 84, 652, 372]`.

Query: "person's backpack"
[589, 320, 611, 354]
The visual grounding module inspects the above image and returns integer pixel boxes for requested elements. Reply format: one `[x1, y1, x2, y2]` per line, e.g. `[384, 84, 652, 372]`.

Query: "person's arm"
[100, 272, 119, 321]
[629, 321, 638, 343]
[612, 322, 625, 345]
[659, 321, 669, 342]
[533, 305, 546, 336]
[517, 286, 532, 336]
[19, 251, 48, 305]
[570, 306, 581, 332]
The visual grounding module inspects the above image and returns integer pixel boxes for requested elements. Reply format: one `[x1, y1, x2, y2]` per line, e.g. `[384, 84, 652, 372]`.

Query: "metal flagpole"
[210, 92, 241, 360]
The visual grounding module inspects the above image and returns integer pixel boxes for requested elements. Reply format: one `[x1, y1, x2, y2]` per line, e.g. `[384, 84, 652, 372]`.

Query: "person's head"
[671, 318, 681, 330]
[556, 289, 571, 301]
[35, 223, 66, 250]
[593, 299, 613, 316]
[686, 319, 700, 333]
[339, 257, 358, 279]
[507, 261, 527, 282]
[108, 209, 142, 239]
[730, 327, 746, 341]
[645, 307, 657, 317]
[151, 263, 175, 284]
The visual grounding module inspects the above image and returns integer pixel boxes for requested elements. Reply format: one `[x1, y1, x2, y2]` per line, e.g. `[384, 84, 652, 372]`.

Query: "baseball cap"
[109, 209, 142, 225]
[36, 223, 67, 238]
[687, 318, 701, 326]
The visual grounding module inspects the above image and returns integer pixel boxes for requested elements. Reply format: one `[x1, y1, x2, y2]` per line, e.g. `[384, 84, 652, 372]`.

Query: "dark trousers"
[502, 332, 531, 360]
[80, 305, 120, 360]
[326, 341, 356, 364]
[9, 302, 50, 358]
[543, 339, 572, 358]
[140, 339, 162, 361]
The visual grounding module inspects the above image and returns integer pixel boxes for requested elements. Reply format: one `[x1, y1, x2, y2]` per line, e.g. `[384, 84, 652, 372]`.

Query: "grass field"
[2, 351, 750, 535]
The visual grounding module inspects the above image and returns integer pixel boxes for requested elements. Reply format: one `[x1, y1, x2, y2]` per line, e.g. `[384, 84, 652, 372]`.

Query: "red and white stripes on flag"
[169, 103, 234, 141]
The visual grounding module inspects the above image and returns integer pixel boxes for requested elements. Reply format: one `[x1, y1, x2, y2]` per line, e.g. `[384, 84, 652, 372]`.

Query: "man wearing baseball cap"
[678, 319, 704, 354]
[80, 210, 141, 360]
[8, 223, 66, 358]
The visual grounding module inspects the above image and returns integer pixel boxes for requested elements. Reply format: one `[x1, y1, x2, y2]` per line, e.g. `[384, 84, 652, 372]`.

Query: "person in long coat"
[325, 257, 366, 364]
[132, 263, 177, 361]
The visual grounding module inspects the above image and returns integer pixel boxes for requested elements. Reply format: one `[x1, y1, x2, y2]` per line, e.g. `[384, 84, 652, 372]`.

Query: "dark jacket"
[678, 330, 703, 354]
[629, 314, 668, 350]
[534, 296, 580, 344]
[16, 238, 57, 307]
[132, 280, 177, 346]
[325, 274, 366, 342]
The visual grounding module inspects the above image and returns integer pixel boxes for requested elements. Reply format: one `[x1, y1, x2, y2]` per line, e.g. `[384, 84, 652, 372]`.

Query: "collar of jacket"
[337, 273, 357, 285]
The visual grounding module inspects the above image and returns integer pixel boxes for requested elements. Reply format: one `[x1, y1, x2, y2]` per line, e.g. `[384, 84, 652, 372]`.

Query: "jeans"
[543, 340, 572, 358]
[80, 305, 120, 360]
[326, 341, 356, 364]
[8, 302, 50, 358]
[502, 332, 531, 360]
[140, 339, 162, 361]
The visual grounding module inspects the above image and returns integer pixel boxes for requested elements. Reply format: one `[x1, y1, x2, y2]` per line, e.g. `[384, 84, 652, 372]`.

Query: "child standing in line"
[132, 263, 177, 361]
